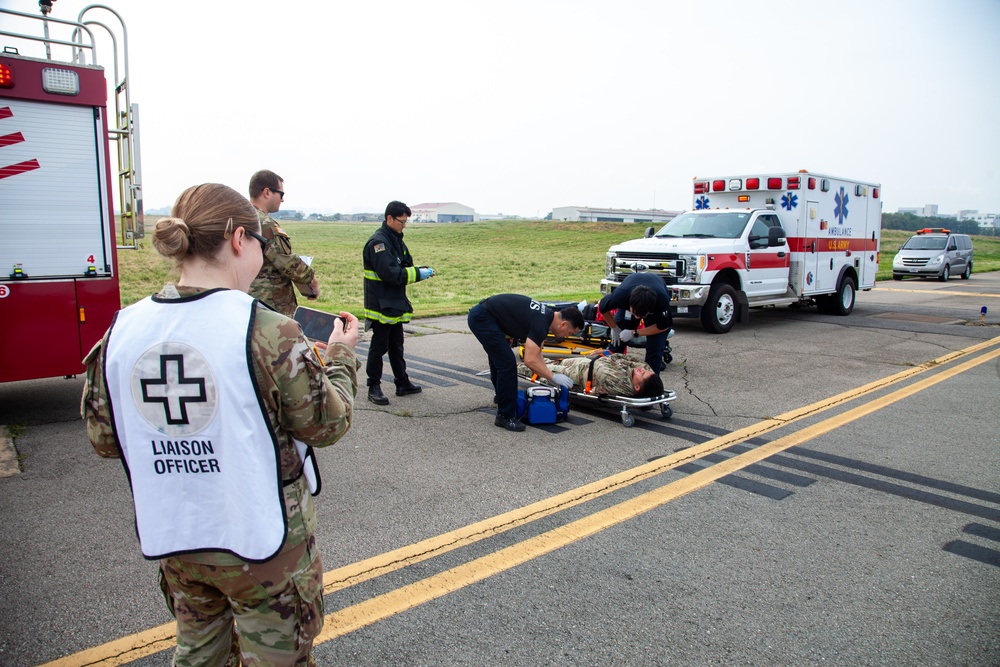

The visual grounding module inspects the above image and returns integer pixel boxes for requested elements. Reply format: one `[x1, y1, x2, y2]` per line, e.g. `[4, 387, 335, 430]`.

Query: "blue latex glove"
[418, 267, 435, 280]
[551, 373, 574, 389]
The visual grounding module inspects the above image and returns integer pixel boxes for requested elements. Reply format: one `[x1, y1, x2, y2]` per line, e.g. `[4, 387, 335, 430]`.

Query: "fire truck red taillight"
[0, 63, 13, 88]
[767, 177, 782, 189]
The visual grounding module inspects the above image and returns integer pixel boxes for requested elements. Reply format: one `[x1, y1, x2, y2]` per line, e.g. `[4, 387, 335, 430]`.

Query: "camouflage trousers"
[158, 535, 324, 667]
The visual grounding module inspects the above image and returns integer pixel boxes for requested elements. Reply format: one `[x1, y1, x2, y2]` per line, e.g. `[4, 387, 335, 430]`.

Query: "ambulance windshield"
[655, 212, 750, 240]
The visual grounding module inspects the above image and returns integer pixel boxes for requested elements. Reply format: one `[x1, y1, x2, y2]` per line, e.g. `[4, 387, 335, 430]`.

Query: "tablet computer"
[293, 306, 342, 341]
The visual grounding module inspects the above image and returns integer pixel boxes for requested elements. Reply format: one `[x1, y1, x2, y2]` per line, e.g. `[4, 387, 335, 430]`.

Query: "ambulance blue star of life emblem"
[834, 187, 849, 225]
[781, 192, 798, 210]
[695, 196, 710, 210]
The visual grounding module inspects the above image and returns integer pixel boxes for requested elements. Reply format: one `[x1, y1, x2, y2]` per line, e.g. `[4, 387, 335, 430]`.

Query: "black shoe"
[367, 385, 389, 405]
[494, 414, 526, 432]
[395, 382, 422, 396]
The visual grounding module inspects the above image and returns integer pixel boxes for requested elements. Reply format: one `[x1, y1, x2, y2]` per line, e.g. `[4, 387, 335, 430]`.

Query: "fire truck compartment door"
[0, 281, 85, 382]
[0, 99, 112, 279]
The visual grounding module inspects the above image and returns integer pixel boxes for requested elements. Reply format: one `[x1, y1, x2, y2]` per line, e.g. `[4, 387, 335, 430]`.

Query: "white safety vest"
[104, 289, 289, 562]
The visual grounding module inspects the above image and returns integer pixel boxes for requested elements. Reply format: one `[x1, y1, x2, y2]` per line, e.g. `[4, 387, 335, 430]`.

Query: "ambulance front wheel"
[701, 283, 737, 334]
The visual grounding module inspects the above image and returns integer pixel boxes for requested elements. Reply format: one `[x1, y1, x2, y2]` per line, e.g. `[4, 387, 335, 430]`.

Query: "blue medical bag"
[516, 386, 570, 425]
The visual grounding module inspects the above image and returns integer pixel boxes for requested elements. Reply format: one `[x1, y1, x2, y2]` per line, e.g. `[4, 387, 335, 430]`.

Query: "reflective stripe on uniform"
[363, 308, 412, 325]
[363, 266, 418, 284]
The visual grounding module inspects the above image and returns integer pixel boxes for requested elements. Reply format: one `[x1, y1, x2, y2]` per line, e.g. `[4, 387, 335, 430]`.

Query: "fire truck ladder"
[73, 5, 143, 248]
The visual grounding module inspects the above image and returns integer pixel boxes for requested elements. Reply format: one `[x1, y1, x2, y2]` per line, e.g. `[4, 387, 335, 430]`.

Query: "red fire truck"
[0, 1, 141, 383]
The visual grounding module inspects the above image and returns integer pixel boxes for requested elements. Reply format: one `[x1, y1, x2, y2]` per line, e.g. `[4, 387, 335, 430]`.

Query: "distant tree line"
[882, 212, 997, 236]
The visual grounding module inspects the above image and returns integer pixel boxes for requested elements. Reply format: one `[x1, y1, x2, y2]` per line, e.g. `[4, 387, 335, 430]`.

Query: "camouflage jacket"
[82, 284, 359, 565]
[248, 208, 316, 317]
[518, 353, 649, 397]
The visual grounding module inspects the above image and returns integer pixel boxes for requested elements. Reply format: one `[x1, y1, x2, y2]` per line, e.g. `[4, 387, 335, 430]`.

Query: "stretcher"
[514, 302, 678, 426]
[519, 370, 676, 427]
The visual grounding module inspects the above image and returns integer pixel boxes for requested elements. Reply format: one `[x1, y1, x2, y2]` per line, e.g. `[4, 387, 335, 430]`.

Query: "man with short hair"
[468, 296, 584, 432]
[247, 170, 319, 317]
[517, 352, 663, 398]
[598, 272, 672, 374]
[362, 200, 435, 405]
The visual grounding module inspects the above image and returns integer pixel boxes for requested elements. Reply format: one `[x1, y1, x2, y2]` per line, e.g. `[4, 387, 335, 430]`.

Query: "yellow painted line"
[876, 286, 1000, 298]
[37, 627, 175, 667]
[37, 335, 1000, 667]
[316, 344, 1000, 641]
[317, 335, 1000, 596]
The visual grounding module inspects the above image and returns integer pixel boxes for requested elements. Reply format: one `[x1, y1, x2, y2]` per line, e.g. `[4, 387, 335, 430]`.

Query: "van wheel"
[961, 263, 972, 280]
[701, 283, 737, 334]
[828, 276, 856, 316]
[892, 274, 903, 281]
[939, 265, 950, 282]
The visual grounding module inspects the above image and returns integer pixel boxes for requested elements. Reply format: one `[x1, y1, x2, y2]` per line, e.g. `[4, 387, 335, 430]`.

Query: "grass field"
[118, 219, 651, 318]
[117, 220, 1000, 318]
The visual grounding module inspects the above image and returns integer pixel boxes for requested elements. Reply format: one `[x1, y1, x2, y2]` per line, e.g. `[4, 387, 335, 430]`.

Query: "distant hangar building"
[551, 206, 681, 223]
[411, 202, 478, 222]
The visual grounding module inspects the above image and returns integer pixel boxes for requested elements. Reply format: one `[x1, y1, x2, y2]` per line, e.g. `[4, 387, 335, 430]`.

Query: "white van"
[891, 228, 973, 281]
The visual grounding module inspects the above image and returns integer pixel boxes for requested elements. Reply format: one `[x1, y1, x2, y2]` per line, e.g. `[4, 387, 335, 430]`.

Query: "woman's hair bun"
[151, 216, 193, 259]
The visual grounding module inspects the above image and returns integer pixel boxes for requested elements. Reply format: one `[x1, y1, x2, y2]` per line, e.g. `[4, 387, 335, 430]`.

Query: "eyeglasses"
[245, 229, 268, 251]
[269, 188, 285, 199]
[393, 216, 409, 224]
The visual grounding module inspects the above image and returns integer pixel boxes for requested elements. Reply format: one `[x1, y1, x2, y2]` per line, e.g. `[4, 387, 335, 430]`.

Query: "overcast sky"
[5, 0, 999, 216]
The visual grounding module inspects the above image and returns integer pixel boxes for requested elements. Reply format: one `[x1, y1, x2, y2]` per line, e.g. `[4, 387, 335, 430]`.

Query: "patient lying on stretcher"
[517, 352, 664, 398]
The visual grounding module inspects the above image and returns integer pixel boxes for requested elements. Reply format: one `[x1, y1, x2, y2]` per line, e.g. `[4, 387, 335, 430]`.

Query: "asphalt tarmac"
[1, 274, 998, 666]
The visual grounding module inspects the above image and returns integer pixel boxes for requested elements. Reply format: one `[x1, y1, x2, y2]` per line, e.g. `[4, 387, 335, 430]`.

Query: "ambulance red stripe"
[786, 237, 877, 253]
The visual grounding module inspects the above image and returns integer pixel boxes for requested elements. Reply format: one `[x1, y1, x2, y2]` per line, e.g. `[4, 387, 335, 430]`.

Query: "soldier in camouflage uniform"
[517, 352, 663, 398]
[247, 170, 319, 317]
[82, 184, 359, 667]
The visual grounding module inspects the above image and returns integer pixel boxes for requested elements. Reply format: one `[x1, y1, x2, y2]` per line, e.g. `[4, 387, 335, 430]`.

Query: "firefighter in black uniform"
[363, 201, 434, 405]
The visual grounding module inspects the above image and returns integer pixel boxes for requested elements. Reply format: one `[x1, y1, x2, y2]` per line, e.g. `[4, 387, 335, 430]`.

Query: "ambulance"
[0, 2, 141, 382]
[600, 171, 882, 333]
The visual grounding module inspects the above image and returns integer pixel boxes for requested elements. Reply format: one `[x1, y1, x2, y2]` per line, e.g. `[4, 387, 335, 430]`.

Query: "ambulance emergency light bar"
[693, 174, 878, 199]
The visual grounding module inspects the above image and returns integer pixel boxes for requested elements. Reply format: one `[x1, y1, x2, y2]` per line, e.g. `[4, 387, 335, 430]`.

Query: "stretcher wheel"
[621, 412, 635, 427]
[660, 404, 672, 419]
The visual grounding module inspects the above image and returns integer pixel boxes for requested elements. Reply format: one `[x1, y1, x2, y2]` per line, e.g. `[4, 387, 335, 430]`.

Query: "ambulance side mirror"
[768, 226, 786, 247]
[644, 226, 655, 238]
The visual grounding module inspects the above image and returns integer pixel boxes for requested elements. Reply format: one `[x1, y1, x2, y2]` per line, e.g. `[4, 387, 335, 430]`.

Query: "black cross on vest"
[140, 354, 208, 425]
